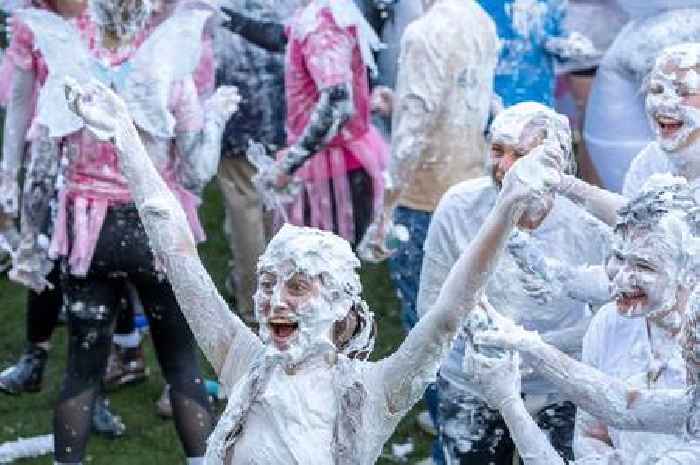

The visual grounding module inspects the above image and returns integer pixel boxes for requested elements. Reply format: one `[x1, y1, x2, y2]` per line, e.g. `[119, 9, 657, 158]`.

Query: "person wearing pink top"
[1, 1, 239, 464]
[0, 0, 133, 439]
[221, 0, 388, 244]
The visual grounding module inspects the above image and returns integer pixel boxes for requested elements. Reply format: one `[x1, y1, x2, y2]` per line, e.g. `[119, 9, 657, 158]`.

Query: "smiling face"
[645, 46, 700, 154]
[254, 225, 367, 365]
[255, 261, 332, 353]
[606, 228, 683, 318]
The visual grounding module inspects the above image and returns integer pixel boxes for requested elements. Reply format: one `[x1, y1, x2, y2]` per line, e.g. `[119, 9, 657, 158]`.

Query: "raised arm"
[220, 6, 287, 53]
[66, 80, 262, 377]
[9, 126, 60, 292]
[175, 80, 240, 195]
[475, 307, 690, 434]
[1, 66, 35, 217]
[375, 147, 560, 413]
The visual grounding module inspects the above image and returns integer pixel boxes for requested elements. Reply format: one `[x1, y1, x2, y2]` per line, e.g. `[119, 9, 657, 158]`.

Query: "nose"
[616, 265, 637, 288]
[269, 284, 290, 315]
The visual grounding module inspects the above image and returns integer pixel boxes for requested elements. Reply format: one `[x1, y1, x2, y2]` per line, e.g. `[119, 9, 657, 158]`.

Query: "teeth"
[656, 115, 681, 125]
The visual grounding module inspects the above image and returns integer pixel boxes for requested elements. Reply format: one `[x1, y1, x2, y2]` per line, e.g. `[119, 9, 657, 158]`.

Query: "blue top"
[479, 0, 566, 107]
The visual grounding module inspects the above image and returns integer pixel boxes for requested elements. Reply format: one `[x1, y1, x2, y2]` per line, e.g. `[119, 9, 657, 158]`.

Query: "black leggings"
[55, 204, 211, 463]
[26, 262, 134, 345]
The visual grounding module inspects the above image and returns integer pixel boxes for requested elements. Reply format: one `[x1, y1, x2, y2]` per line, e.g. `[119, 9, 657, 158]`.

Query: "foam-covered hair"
[488, 102, 576, 176]
[616, 174, 700, 281]
[258, 224, 375, 359]
[89, 0, 152, 39]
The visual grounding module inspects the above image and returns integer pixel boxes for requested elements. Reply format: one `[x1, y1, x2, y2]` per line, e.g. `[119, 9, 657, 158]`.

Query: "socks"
[187, 457, 204, 465]
[112, 330, 141, 349]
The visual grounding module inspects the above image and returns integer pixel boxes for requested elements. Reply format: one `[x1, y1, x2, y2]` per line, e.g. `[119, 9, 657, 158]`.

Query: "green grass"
[0, 183, 433, 464]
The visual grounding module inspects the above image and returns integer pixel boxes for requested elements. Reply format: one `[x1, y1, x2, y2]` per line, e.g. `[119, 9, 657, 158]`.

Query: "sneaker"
[103, 344, 147, 390]
[416, 410, 437, 436]
[155, 384, 173, 418]
[92, 395, 126, 438]
[0, 345, 48, 395]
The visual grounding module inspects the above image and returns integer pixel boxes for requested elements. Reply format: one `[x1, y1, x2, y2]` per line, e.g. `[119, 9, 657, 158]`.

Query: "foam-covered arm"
[501, 396, 568, 464]
[376, 182, 525, 413]
[508, 231, 611, 306]
[558, 174, 624, 227]
[1, 66, 35, 217]
[220, 6, 286, 53]
[176, 85, 240, 195]
[279, 83, 354, 175]
[383, 94, 431, 211]
[9, 127, 59, 292]
[66, 80, 261, 376]
[477, 315, 689, 433]
[545, 32, 600, 62]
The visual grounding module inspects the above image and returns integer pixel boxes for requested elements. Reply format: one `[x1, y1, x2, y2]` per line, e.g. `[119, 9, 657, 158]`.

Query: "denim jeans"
[388, 206, 432, 331]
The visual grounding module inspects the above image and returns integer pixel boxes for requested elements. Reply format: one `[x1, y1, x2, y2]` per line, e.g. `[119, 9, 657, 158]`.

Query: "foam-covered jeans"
[437, 373, 575, 464]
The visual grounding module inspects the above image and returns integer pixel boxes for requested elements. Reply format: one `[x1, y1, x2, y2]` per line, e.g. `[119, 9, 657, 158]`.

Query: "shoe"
[155, 384, 173, 418]
[416, 410, 437, 436]
[0, 345, 48, 395]
[103, 343, 147, 390]
[92, 395, 126, 438]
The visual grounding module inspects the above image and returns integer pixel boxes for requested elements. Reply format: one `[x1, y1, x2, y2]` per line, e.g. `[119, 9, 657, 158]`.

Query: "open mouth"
[268, 318, 299, 346]
[615, 288, 648, 315]
[656, 115, 684, 138]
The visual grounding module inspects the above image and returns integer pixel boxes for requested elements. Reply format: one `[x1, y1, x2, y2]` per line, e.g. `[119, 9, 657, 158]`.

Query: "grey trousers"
[217, 156, 267, 320]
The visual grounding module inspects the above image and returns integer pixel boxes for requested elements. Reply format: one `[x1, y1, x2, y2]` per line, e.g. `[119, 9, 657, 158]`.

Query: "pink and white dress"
[12, 7, 211, 276]
[281, 3, 388, 243]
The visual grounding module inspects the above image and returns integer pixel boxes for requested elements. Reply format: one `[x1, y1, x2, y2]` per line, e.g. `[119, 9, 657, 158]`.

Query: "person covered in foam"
[417, 101, 610, 464]
[584, 4, 700, 192]
[469, 175, 700, 464]
[62, 77, 571, 465]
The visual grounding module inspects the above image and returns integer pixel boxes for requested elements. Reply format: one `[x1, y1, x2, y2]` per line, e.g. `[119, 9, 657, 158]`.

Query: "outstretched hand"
[463, 343, 522, 410]
[0, 171, 20, 218]
[473, 300, 543, 353]
[204, 85, 241, 124]
[64, 78, 131, 141]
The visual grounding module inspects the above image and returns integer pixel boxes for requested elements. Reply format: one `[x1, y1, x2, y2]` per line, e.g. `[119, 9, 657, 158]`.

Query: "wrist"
[280, 145, 308, 175]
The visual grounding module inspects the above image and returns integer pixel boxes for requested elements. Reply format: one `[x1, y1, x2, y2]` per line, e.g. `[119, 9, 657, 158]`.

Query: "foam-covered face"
[490, 123, 544, 188]
[606, 229, 683, 319]
[490, 123, 554, 230]
[254, 259, 351, 364]
[646, 60, 700, 153]
[89, 0, 152, 42]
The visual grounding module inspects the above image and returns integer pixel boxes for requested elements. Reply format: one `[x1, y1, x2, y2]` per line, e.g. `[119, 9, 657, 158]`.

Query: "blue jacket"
[479, 0, 566, 107]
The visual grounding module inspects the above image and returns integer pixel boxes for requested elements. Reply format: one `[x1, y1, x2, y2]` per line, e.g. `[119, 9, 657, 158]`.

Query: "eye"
[259, 276, 275, 294]
[677, 83, 692, 97]
[648, 82, 664, 95]
[636, 262, 656, 272]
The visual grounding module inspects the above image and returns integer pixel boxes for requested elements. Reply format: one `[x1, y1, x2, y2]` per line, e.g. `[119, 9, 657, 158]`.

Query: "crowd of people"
[1, 0, 700, 464]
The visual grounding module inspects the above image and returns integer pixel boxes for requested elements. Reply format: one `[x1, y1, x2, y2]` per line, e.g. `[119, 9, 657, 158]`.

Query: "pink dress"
[9, 15, 206, 276]
[281, 5, 388, 242]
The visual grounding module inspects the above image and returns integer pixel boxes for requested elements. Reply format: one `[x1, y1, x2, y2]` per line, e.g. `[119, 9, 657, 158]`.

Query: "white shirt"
[580, 303, 688, 462]
[418, 177, 610, 394]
